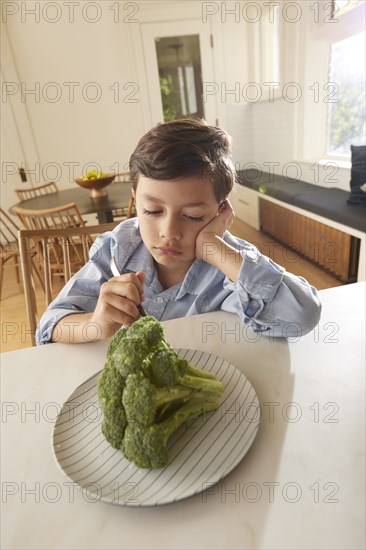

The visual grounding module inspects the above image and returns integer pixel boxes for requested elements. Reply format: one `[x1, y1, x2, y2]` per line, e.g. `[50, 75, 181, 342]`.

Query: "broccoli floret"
[98, 361, 126, 448]
[122, 423, 151, 468]
[101, 399, 127, 449]
[106, 326, 128, 364]
[98, 360, 124, 407]
[148, 348, 225, 396]
[122, 396, 220, 468]
[122, 372, 192, 426]
[113, 317, 163, 378]
[127, 316, 164, 348]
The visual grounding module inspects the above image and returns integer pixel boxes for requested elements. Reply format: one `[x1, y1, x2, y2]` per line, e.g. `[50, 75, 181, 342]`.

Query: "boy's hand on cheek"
[195, 199, 235, 261]
[90, 272, 145, 339]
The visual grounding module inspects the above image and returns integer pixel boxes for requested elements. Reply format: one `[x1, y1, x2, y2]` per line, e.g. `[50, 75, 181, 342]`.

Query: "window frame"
[299, 1, 365, 163]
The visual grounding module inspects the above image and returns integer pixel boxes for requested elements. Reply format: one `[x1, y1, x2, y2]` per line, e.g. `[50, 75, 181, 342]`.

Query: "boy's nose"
[159, 216, 182, 240]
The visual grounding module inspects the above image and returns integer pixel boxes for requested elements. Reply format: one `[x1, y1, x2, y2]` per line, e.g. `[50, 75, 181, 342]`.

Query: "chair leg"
[15, 255, 21, 283]
[0, 258, 4, 301]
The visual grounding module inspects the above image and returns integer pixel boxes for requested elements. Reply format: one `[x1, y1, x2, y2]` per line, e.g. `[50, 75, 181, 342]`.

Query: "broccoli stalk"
[122, 372, 192, 426]
[122, 396, 220, 468]
[159, 341, 217, 381]
[148, 347, 225, 396]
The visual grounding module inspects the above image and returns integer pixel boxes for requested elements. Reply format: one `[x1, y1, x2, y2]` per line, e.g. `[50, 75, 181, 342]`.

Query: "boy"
[37, 119, 321, 345]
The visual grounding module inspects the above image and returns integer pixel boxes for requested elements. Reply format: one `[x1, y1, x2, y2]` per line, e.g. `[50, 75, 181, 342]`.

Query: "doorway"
[141, 19, 218, 126]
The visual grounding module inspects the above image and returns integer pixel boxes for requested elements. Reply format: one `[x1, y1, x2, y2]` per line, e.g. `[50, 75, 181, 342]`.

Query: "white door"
[141, 19, 217, 126]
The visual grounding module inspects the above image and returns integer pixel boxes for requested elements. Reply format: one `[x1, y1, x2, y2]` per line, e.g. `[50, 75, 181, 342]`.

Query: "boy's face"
[134, 175, 220, 284]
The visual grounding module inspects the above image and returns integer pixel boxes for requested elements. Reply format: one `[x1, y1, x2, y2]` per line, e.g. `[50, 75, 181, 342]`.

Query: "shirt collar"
[175, 259, 219, 299]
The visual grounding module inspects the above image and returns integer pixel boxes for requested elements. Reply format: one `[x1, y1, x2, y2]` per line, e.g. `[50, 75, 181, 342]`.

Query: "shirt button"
[155, 297, 164, 304]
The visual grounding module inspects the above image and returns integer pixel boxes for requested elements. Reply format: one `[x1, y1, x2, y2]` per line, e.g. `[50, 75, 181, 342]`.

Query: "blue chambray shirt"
[36, 218, 321, 344]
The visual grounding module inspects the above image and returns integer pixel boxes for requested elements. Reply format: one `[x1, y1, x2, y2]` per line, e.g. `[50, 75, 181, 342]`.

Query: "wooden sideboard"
[229, 183, 365, 283]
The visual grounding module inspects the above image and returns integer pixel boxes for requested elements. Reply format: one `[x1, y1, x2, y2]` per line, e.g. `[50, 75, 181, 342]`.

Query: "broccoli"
[122, 372, 192, 426]
[98, 360, 126, 448]
[122, 396, 220, 468]
[97, 316, 225, 468]
[101, 400, 126, 449]
[127, 316, 164, 347]
[106, 326, 128, 365]
[113, 317, 164, 378]
[98, 360, 124, 405]
[148, 347, 224, 395]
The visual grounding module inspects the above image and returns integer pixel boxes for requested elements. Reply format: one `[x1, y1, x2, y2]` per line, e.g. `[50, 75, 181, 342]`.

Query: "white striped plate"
[52, 349, 260, 506]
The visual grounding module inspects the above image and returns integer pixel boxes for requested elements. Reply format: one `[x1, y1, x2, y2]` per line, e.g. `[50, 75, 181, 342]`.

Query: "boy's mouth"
[155, 246, 182, 256]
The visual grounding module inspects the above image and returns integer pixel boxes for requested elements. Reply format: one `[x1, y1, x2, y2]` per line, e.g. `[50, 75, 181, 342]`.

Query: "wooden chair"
[12, 202, 89, 284]
[112, 172, 136, 220]
[15, 182, 59, 201]
[0, 208, 43, 300]
[18, 222, 117, 346]
[0, 208, 22, 299]
[12, 202, 86, 230]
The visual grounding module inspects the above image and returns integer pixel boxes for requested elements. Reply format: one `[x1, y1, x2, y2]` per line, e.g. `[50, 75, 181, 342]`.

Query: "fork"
[109, 256, 147, 317]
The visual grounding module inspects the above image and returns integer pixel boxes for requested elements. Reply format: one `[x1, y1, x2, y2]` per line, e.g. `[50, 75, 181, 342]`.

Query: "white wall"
[1, 0, 357, 215]
[1, 2, 147, 211]
[1, 1, 257, 213]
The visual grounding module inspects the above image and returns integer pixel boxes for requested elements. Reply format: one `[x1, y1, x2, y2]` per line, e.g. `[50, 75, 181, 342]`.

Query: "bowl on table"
[75, 174, 115, 198]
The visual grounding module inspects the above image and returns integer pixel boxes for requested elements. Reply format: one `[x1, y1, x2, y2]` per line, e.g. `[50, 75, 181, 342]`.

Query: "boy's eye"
[185, 215, 204, 222]
[142, 209, 204, 222]
[142, 208, 162, 216]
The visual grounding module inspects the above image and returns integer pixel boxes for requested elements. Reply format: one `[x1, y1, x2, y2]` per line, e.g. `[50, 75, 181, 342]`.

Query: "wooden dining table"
[9, 181, 133, 223]
[1, 282, 365, 549]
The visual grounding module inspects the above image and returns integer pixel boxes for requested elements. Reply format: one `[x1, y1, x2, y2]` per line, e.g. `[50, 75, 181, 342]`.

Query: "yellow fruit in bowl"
[75, 171, 115, 198]
[81, 169, 112, 181]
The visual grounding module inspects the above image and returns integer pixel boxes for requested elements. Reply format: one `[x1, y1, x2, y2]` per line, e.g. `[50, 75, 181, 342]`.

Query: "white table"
[1, 283, 365, 550]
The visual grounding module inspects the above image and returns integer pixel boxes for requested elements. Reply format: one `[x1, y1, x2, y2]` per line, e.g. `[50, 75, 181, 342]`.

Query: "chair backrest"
[112, 172, 136, 220]
[18, 222, 117, 346]
[13, 203, 91, 298]
[12, 202, 85, 230]
[0, 208, 20, 249]
[15, 182, 59, 201]
[12, 203, 88, 274]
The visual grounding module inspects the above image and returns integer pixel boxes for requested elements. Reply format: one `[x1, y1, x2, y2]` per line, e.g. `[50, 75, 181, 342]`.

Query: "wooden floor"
[0, 219, 341, 353]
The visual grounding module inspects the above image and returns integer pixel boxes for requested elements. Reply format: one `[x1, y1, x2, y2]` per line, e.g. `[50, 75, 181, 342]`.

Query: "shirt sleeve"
[220, 237, 322, 338]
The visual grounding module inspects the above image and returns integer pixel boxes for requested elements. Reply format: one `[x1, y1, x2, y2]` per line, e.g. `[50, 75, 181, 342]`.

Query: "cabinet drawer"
[229, 185, 259, 229]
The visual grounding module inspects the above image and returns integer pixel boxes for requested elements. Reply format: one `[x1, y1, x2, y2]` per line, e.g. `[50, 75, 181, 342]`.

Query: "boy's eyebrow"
[141, 194, 210, 207]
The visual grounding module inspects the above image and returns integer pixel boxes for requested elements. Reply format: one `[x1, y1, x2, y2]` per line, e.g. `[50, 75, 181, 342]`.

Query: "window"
[326, 31, 366, 156]
[300, 1, 365, 162]
[332, 1, 365, 18]
[260, 3, 281, 85]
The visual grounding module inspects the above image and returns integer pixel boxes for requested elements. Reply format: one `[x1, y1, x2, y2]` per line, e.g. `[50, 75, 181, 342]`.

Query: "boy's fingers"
[102, 279, 141, 306]
[136, 271, 145, 301]
[136, 270, 145, 288]
[108, 271, 145, 300]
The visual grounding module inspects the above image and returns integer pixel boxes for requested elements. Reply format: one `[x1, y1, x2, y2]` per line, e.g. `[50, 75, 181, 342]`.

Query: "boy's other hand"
[90, 271, 145, 339]
[195, 199, 235, 261]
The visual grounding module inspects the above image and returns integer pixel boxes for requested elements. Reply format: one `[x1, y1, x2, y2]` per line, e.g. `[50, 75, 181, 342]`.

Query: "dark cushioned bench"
[236, 169, 366, 233]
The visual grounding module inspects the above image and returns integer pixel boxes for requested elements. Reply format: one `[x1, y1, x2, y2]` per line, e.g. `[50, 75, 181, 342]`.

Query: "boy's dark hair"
[129, 118, 235, 203]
